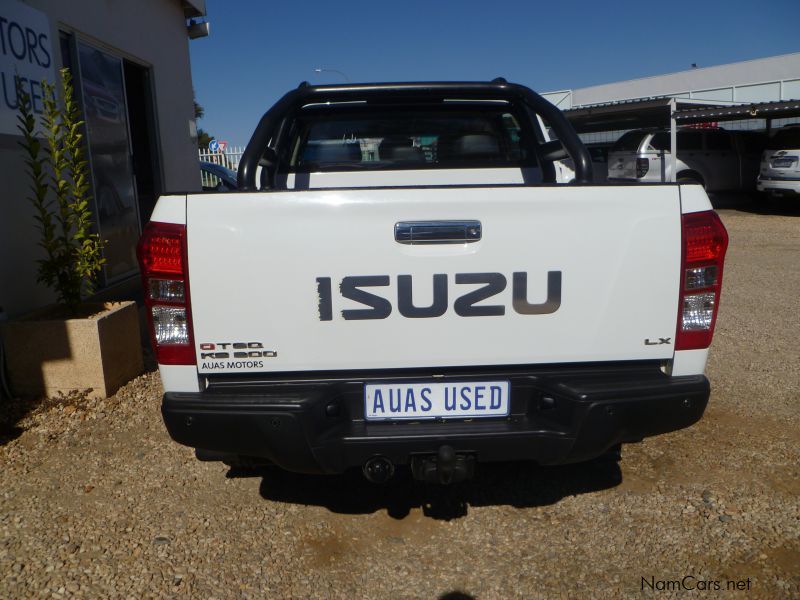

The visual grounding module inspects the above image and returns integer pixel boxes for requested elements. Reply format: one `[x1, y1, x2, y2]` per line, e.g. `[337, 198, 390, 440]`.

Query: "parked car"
[138, 81, 727, 485]
[200, 161, 238, 191]
[757, 124, 800, 199]
[607, 128, 765, 191]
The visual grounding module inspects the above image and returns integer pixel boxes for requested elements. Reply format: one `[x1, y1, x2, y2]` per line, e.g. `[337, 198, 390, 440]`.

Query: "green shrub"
[16, 68, 105, 314]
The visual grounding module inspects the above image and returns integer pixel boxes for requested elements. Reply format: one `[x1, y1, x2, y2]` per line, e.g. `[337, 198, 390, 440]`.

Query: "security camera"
[187, 20, 210, 40]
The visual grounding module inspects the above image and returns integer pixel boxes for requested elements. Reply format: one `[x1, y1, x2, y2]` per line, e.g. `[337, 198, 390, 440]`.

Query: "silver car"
[757, 125, 800, 199]
[607, 128, 764, 192]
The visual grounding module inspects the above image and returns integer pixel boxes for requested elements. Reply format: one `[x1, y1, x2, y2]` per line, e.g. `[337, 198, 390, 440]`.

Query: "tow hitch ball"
[362, 446, 475, 484]
[411, 445, 475, 484]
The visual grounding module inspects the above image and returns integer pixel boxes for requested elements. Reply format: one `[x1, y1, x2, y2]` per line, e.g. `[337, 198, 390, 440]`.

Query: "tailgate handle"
[395, 220, 481, 245]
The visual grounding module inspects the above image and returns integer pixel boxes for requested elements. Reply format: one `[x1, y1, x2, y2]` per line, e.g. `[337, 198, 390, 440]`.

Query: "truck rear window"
[288, 106, 531, 171]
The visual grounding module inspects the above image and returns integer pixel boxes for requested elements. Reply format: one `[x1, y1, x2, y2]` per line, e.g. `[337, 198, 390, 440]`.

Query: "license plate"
[364, 381, 510, 421]
[771, 157, 796, 168]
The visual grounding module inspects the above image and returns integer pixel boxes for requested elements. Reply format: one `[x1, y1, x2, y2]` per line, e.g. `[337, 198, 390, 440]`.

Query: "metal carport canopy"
[561, 97, 732, 182]
[674, 99, 800, 128]
[560, 97, 800, 182]
[562, 97, 730, 134]
[563, 97, 800, 131]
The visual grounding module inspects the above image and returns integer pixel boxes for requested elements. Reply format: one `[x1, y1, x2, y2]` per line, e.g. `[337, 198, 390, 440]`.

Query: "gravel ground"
[1, 205, 798, 599]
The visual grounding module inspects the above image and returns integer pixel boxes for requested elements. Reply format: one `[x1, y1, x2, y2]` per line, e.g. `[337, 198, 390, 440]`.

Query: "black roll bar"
[237, 81, 593, 190]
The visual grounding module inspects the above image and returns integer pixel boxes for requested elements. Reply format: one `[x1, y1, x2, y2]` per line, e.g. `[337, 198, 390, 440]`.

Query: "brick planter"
[1, 301, 143, 398]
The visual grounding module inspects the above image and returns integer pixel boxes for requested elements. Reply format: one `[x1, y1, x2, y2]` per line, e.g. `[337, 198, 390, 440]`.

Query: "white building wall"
[26, 0, 201, 193]
[0, 0, 201, 317]
[570, 53, 800, 106]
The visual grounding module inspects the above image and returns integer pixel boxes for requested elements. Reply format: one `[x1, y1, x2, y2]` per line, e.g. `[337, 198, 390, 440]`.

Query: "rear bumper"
[162, 363, 709, 474]
[757, 177, 800, 195]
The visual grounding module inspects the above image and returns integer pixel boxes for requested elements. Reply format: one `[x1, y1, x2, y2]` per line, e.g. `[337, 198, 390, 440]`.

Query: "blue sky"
[190, 0, 800, 147]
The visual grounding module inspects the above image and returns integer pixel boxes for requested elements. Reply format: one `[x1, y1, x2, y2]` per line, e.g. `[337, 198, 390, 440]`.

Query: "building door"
[77, 43, 140, 284]
[123, 60, 161, 227]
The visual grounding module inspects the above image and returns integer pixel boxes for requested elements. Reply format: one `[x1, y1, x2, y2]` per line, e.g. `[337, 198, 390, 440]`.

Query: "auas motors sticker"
[198, 341, 276, 370]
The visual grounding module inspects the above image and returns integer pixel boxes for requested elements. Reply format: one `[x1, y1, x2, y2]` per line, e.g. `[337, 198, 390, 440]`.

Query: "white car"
[138, 81, 728, 485]
[757, 125, 800, 199]
[607, 128, 764, 191]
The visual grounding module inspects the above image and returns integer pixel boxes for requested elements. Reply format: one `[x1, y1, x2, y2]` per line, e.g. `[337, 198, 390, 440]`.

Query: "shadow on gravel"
[0, 396, 40, 446]
[0, 390, 92, 447]
[238, 458, 621, 521]
[710, 192, 800, 216]
[0, 304, 155, 447]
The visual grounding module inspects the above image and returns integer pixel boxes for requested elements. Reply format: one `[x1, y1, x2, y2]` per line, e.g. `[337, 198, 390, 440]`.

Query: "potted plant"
[0, 69, 143, 399]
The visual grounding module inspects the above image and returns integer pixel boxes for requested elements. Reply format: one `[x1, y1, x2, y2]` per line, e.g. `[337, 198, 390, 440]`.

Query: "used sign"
[0, 0, 55, 135]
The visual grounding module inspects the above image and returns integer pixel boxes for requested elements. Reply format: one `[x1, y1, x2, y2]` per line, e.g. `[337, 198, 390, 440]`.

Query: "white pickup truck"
[137, 81, 728, 484]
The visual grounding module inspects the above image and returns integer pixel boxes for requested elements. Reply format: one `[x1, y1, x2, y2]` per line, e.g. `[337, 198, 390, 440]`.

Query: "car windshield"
[770, 127, 800, 150]
[288, 105, 531, 171]
[611, 131, 645, 152]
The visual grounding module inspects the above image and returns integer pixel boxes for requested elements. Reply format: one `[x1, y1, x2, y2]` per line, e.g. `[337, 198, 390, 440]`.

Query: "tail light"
[137, 222, 196, 365]
[676, 211, 728, 350]
[636, 157, 650, 178]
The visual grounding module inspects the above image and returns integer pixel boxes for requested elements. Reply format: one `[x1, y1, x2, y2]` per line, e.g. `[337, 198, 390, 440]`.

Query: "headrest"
[453, 134, 499, 156]
[437, 133, 501, 161]
[303, 142, 362, 164]
[381, 145, 425, 162]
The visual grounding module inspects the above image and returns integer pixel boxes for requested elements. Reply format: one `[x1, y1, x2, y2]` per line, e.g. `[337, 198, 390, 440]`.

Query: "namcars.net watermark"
[642, 575, 752, 592]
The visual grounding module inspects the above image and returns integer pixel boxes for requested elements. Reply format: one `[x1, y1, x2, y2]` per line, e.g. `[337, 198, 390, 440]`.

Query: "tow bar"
[410, 445, 475, 484]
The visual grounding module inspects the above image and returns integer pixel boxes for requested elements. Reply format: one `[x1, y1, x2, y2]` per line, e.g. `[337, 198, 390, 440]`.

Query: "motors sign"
[0, 0, 55, 135]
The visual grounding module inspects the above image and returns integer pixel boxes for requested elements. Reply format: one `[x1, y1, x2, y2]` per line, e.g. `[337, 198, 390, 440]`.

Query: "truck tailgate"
[186, 185, 681, 374]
